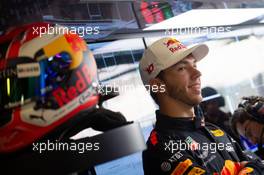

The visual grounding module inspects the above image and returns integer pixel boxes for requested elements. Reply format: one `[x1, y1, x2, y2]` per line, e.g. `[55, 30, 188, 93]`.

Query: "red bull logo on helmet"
[163, 38, 186, 53]
[52, 63, 96, 107]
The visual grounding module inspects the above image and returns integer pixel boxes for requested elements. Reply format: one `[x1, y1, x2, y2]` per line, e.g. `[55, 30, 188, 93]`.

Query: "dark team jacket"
[142, 111, 264, 175]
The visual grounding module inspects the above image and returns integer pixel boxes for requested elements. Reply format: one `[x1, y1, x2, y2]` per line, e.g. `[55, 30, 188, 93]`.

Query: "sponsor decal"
[210, 129, 224, 137]
[29, 113, 46, 122]
[221, 160, 254, 175]
[21, 89, 86, 126]
[0, 67, 17, 78]
[238, 167, 254, 174]
[163, 38, 186, 53]
[53, 64, 94, 107]
[169, 151, 183, 163]
[168, 44, 186, 53]
[163, 39, 180, 47]
[0, 132, 18, 148]
[185, 136, 199, 151]
[203, 155, 216, 166]
[197, 149, 209, 159]
[17, 63, 40, 78]
[161, 161, 172, 172]
[171, 159, 193, 175]
[216, 160, 254, 175]
[187, 167, 206, 175]
[0, 63, 40, 78]
[150, 131, 158, 146]
[221, 160, 240, 175]
[79, 86, 94, 104]
[65, 33, 86, 53]
[226, 145, 235, 152]
[145, 63, 154, 75]
[230, 137, 235, 142]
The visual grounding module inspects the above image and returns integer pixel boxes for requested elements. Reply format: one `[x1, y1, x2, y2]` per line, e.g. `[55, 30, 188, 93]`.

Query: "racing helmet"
[0, 23, 99, 153]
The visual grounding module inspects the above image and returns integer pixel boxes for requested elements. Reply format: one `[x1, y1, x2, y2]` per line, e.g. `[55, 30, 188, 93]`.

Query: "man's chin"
[191, 96, 203, 106]
[184, 100, 201, 107]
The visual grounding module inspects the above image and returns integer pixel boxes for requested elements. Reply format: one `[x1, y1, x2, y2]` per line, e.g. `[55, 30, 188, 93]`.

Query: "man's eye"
[178, 67, 185, 71]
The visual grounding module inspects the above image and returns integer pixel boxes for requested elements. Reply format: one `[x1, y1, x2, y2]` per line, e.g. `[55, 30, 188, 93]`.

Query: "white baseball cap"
[139, 37, 209, 85]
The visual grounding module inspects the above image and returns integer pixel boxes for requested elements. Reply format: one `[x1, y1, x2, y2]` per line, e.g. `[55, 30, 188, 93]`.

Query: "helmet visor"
[0, 52, 72, 109]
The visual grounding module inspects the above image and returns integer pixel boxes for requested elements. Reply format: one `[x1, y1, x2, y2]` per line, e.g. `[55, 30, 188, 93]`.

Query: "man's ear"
[149, 78, 162, 87]
[149, 78, 166, 93]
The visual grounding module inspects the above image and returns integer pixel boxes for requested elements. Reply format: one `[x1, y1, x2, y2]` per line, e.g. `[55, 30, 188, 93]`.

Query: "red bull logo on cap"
[163, 38, 180, 47]
[163, 38, 186, 53]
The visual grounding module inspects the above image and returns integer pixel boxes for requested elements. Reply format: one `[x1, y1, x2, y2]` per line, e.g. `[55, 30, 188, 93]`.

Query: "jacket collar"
[155, 110, 203, 131]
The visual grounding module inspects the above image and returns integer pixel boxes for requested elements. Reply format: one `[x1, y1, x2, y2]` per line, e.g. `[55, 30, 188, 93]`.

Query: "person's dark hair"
[201, 87, 225, 107]
[150, 71, 164, 105]
[231, 108, 252, 136]
[231, 96, 264, 136]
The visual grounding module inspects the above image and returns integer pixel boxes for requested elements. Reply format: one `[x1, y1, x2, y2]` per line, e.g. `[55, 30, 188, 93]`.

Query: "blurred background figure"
[201, 87, 231, 132]
[231, 96, 264, 159]
[200, 87, 244, 147]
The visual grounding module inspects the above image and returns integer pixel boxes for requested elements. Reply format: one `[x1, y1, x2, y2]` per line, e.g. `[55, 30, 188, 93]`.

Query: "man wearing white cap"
[140, 37, 264, 175]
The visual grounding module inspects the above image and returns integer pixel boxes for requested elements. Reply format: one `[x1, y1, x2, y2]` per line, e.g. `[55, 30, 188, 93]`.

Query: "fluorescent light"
[144, 8, 264, 31]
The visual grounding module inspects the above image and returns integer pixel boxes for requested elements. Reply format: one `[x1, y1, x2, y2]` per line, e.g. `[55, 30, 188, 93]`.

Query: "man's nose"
[191, 67, 201, 80]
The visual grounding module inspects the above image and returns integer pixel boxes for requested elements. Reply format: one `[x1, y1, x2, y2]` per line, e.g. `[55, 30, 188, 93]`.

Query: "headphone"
[238, 98, 264, 124]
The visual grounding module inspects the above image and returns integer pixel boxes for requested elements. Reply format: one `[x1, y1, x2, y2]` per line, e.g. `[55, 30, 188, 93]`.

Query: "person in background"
[200, 87, 231, 132]
[200, 87, 243, 146]
[231, 96, 264, 159]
